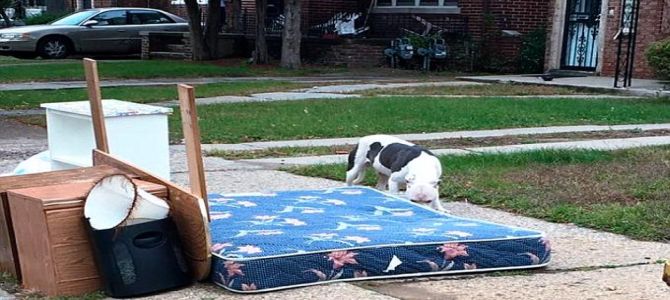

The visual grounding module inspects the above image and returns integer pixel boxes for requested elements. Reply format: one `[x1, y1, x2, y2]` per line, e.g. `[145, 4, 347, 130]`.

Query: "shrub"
[24, 12, 68, 25]
[518, 27, 547, 74]
[646, 38, 670, 80]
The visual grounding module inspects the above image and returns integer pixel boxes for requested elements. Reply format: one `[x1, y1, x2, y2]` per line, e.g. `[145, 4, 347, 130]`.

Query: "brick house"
[49, 0, 545, 69]
[50, 0, 669, 78]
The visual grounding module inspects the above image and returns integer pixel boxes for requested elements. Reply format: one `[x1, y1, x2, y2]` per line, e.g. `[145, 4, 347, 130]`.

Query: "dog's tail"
[347, 144, 359, 171]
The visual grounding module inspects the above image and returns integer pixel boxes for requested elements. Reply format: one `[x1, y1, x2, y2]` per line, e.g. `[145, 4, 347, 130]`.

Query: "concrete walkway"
[0, 75, 416, 91]
[296, 81, 484, 93]
[199, 123, 670, 151]
[460, 75, 669, 97]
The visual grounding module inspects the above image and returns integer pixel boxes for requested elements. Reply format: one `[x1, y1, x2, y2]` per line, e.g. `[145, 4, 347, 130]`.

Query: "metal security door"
[562, 0, 602, 70]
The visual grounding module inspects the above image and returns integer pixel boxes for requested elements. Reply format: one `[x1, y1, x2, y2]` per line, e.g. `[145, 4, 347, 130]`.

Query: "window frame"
[88, 9, 129, 26]
[128, 9, 176, 25]
[373, 0, 460, 14]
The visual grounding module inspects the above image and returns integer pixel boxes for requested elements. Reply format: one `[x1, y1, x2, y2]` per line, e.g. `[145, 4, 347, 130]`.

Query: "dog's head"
[405, 173, 440, 204]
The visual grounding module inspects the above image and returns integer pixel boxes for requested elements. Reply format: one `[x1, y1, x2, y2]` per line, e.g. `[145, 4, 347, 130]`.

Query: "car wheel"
[38, 37, 71, 59]
[11, 53, 38, 59]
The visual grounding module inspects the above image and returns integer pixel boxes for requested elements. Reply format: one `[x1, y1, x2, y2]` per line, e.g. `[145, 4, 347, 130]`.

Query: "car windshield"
[51, 10, 98, 25]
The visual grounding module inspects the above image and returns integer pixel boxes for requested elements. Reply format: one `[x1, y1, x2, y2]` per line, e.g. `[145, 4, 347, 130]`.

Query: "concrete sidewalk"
[460, 75, 669, 97]
[0, 75, 413, 91]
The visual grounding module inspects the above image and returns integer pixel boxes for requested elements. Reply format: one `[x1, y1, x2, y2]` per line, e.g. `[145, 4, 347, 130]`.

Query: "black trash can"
[87, 217, 192, 298]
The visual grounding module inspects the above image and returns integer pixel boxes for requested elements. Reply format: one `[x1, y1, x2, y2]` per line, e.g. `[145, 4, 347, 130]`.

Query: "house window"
[373, 0, 460, 14]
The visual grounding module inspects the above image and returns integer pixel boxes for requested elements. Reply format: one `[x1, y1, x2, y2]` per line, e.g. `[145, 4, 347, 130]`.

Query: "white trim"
[547, 0, 567, 70]
[214, 262, 550, 294]
[214, 186, 547, 262]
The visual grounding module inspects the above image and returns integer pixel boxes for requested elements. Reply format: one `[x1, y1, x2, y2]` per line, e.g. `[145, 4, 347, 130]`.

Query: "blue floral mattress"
[208, 187, 551, 293]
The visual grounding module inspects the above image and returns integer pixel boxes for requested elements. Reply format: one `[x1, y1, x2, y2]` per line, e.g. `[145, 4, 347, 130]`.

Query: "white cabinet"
[40, 100, 173, 179]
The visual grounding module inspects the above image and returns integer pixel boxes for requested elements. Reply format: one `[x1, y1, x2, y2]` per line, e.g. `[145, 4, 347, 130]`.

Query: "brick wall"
[600, 0, 670, 78]
[366, 1, 551, 71]
[90, 0, 555, 72]
[303, 38, 387, 67]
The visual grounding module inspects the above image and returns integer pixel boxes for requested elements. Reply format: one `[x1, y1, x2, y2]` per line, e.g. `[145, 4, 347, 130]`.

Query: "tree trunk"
[254, 0, 269, 64]
[280, 0, 301, 69]
[0, 0, 12, 27]
[0, 10, 10, 28]
[184, 0, 221, 61]
[205, 0, 221, 59]
[228, 0, 242, 32]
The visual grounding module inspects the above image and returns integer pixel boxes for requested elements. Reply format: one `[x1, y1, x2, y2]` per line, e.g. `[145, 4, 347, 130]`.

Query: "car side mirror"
[82, 20, 98, 27]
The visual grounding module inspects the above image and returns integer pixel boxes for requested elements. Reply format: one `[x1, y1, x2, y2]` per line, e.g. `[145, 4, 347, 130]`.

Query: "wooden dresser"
[6, 179, 167, 296]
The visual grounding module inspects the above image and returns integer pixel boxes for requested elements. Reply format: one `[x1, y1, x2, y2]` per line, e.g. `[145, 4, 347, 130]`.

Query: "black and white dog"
[346, 135, 446, 211]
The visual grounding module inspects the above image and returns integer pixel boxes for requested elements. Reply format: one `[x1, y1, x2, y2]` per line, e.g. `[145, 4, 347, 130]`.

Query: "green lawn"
[0, 55, 82, 65]
[0, 81, 306, 109]
[169, 96, 670, 143]
[0, 59, 342, 83]
[361, 83, 599, 96]
[285, 147, 670, 241]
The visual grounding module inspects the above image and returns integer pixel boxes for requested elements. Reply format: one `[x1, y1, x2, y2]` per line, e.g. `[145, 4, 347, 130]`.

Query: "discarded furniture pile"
[0, 59, 211, 297]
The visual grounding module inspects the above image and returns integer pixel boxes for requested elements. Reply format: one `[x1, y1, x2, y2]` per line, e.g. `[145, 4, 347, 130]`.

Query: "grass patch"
[207, 129, 670, 159]
[285, 147, 670, 241]
[0, 56, 81, 65]
[0, 59, 342, 83]
[361, 83, 597, 96]
[207, 145, 351, 160]
[0, 80, 305, 109]
[169, 96, 670, 143]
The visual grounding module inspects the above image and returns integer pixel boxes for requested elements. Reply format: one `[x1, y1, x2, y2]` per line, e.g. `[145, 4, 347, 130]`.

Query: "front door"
[561, 0, 602, 70]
